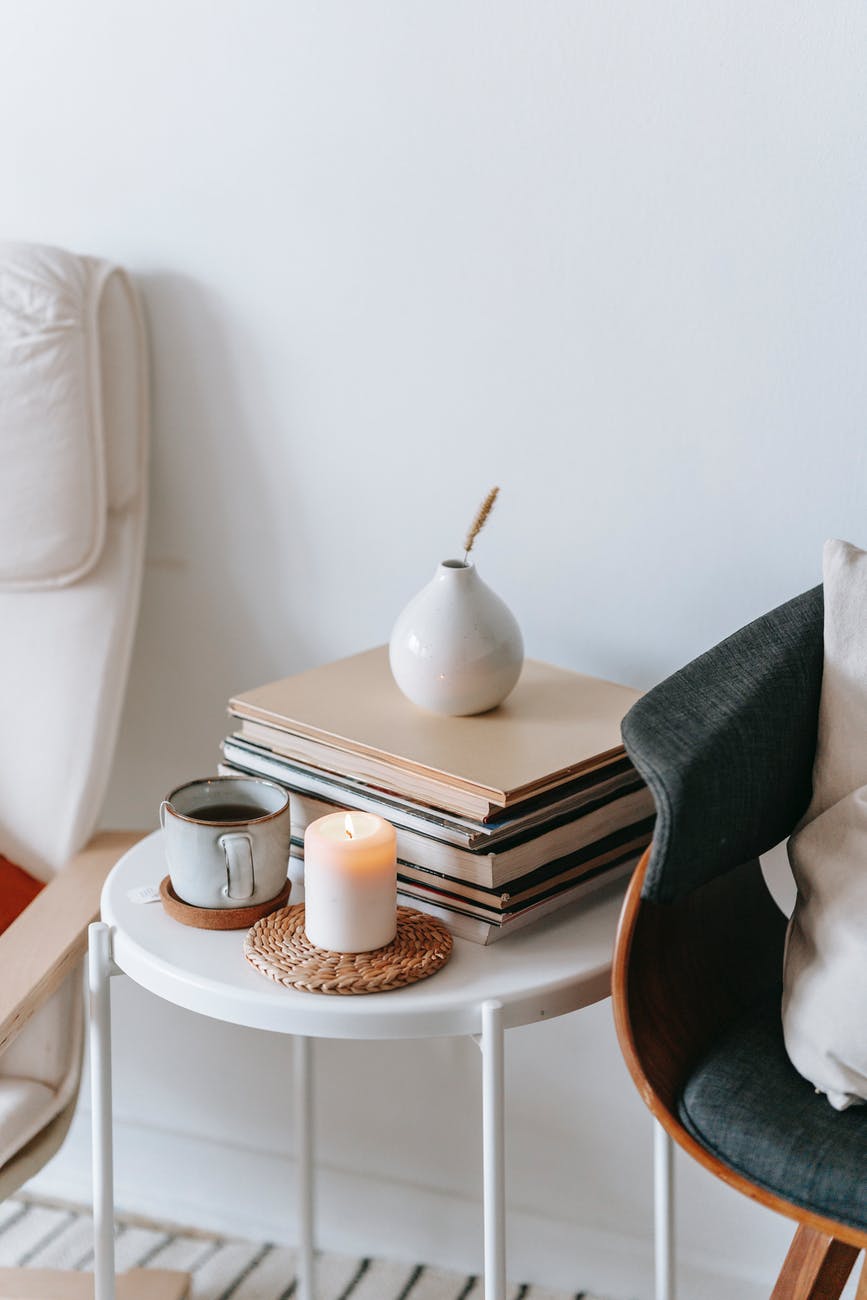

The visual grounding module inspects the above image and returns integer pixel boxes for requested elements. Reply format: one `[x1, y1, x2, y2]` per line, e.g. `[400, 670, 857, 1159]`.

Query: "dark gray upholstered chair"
[611, 586, 867, 1299]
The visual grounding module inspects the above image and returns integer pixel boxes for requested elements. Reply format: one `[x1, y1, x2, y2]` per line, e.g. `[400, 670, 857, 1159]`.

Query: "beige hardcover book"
[230, 647, 640, 813]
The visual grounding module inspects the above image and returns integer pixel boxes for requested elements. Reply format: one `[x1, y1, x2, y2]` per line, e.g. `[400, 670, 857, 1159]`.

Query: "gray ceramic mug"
[161, 776, 291, 909]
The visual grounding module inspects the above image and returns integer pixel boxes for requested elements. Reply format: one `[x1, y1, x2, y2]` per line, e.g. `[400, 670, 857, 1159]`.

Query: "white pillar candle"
[303, 811, 397, 953]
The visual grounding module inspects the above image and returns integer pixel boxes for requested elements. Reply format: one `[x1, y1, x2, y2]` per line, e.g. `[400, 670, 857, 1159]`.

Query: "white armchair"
[0, 243, 187, 1298]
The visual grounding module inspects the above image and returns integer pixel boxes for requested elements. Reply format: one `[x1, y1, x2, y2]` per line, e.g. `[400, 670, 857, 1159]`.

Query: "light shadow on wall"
[103, 270, 316, 826]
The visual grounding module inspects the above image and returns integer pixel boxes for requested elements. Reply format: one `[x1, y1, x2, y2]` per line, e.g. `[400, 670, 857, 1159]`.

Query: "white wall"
[5, 2, 867, 1295]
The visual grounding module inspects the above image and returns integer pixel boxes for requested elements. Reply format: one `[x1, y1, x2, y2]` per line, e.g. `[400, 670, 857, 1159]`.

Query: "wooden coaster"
[244, 904, 453, 994]
[159, 876, 292, 930]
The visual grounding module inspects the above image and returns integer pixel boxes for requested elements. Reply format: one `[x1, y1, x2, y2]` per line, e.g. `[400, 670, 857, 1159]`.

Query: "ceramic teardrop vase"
[388, 559, 524, 716]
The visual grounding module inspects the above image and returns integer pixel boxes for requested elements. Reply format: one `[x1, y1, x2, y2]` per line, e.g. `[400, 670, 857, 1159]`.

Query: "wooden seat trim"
[0, 831, 146, 1058]
[612, 848, 867, 1253]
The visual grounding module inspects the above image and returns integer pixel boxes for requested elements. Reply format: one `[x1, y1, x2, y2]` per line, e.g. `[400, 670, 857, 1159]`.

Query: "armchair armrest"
[0, 830, 146, 1056]
[623, 586, 824, 904]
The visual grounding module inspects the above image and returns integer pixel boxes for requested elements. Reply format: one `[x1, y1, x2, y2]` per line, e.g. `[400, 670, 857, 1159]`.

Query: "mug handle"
[159, 800, 171, 829]
[219, 833, 255, 901]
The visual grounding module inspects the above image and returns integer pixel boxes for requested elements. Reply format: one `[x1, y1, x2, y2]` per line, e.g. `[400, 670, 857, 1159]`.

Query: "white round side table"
[89, 830, 629, 1300]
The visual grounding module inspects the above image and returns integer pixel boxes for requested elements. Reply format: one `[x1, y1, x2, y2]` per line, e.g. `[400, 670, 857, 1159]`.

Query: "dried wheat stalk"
[463, 486, 499, 562]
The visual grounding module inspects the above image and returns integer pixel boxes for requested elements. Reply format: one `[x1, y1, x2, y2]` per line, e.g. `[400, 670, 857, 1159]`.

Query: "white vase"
[389, 559, 524, 716]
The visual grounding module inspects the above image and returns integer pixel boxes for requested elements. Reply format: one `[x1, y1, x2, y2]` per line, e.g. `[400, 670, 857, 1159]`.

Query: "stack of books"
[220, 648, 655, 944]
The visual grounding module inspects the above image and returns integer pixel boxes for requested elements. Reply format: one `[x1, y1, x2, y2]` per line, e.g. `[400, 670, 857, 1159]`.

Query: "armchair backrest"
[0, 243, 149, 879]
[622, 586, 824, 905]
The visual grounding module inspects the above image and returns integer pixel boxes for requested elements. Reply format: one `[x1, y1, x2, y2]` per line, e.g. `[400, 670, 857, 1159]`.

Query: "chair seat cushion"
[679, 994, 867, 1234]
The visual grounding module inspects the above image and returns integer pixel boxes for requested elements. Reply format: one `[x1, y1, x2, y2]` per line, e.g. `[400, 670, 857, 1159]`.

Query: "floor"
[0, 1197, 613, 1300]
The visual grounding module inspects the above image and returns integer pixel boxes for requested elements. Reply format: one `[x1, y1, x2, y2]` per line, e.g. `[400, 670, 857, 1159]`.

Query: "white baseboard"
[26, 1109, 770, 1300]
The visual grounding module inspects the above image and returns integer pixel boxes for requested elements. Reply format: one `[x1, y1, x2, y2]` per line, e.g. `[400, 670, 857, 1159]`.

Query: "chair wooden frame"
[0, 831, 188, 1300]
[612, 847, 867, 1299]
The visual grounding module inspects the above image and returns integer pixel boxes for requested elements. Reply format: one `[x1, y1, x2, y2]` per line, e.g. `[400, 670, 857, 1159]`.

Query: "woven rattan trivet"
[244, 904, 453, 995]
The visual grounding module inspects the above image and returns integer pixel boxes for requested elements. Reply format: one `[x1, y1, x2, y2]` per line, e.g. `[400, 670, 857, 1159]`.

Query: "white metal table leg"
[294, 1036, 314, 1300]
[89, 921, 116, 1300]
[654, 1119, 675, 1300]
[481, 999, 506, 1300]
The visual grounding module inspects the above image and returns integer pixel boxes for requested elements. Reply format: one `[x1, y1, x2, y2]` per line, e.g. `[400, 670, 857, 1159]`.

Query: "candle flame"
[344, 813, 355, 840]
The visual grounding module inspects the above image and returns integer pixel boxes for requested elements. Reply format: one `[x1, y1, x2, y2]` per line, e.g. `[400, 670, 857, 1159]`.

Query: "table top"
[100, 831, 628, 1040]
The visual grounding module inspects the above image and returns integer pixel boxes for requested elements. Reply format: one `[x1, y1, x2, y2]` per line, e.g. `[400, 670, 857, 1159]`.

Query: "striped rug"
[0, 1197, 612, 1300]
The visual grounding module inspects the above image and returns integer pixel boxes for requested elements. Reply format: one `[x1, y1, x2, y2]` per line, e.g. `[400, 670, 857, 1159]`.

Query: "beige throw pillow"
[782, 539, 867, 1109]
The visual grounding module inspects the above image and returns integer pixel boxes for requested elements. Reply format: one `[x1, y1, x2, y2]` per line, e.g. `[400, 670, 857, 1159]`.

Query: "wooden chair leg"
[770, 1226, 859, 1300]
